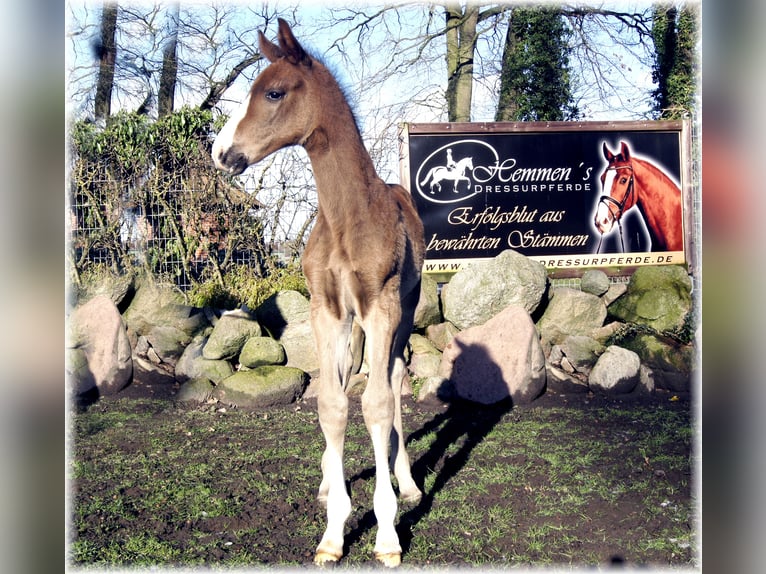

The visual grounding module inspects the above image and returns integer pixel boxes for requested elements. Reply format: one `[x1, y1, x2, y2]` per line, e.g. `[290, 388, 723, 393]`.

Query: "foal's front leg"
[361, 315, 404, 568]
[313, 310, 353, 566]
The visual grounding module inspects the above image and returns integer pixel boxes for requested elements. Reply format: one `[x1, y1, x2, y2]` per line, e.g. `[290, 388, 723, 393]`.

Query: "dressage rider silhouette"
[446, 148, 457, 173]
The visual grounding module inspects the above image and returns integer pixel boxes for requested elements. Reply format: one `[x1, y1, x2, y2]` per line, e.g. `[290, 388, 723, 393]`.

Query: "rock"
[145, 324, 191, 365]
[256, 290, 311, 338]
[442, 250, 548, 329]
[638, 365, 657, 395]
[409, 353, 442, 379]
[580, 269, 610, 296]
[66, 347, 95, 396]
[425, 322, 460, 352]
[416, 376, 455, 404]
[602, 283, 628, 306]
[619, 333, 695, 392]
[132, 356, 175, 387]
[239, 336, 286, 368]
[590, 321, 624, 345]
[439, 305, 546, 405]
[67, 295, 133, 396]
[408, 334, 445, 379]
[279, 320, 320, 373]
[413, 274, 442, 329]
[537, 288, 607, 343]
[254, 290, 319, 373]
[588, 346, 641, 395]
[203, 310, 262, 360]
[546, 365, 589, 394]
[175, 336, 234, 384]
[122, 278, 185, 336]
[607, 265, 692, 332]
[74, 270, 135, 308]
[557, 335, 605, 375]
[214, 366, 308, 408]
[177, 378, 216, 403]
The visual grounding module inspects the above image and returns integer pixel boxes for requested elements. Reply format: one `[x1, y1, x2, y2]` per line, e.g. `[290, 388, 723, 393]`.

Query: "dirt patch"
[70, 380, 697, 569]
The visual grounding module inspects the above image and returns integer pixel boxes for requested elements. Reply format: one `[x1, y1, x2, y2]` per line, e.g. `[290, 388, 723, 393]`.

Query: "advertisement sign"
[401, 121, 693, 277]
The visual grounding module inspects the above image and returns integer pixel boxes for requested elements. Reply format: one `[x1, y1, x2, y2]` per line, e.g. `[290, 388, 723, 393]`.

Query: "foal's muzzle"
[213, 146, 249, 175]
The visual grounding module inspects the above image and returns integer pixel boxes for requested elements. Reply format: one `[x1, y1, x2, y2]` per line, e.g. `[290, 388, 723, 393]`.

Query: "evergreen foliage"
[496, 7, 579, 122]
[651, 5, 699, 119]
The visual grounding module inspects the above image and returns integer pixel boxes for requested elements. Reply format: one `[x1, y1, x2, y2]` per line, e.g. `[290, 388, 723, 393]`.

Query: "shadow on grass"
[343, 342, 514, 559]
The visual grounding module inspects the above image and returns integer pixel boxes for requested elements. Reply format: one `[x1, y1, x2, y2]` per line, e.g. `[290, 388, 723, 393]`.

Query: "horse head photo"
[594, 141, 683, 252]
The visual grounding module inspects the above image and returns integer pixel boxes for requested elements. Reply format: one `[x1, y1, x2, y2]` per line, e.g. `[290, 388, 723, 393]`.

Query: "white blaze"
[595, 169, 617, 233]
[211, 92, 252, 171]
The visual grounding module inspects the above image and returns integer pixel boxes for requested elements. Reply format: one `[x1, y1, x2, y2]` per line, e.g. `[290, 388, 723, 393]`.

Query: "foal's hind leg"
[390, 355, 422, 504]
[389, 286, 422, 504]
[312, 309, 353, 565]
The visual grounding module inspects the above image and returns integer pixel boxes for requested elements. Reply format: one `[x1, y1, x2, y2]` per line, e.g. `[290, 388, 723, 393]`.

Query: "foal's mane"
[300, 42, 364, 134]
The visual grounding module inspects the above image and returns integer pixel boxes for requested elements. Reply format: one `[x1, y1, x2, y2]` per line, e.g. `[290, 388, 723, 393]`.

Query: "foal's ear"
[258, 30, 283, 63]
[276, 18, 312, 67]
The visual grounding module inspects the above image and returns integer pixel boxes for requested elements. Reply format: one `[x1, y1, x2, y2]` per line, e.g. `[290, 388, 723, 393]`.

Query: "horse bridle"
[595, 165, 635, 253]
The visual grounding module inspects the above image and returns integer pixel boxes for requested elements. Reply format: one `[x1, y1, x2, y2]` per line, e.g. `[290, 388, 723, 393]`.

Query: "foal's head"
[594, 141, 636, 234]
[213, 19, 320, 175]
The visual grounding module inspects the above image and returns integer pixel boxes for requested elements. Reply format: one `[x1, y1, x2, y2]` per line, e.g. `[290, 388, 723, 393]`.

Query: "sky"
[64, 1, 683, 244]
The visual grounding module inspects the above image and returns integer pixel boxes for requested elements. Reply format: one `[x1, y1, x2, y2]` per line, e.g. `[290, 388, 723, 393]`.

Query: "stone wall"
[66, 250, 698, 408]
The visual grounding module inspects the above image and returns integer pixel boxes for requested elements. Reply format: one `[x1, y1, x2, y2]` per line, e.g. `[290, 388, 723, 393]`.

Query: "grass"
[69, 396, 697, 569]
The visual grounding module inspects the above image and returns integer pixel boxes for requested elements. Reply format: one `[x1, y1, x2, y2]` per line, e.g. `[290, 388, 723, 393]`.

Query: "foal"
[212, 19, 424, 567]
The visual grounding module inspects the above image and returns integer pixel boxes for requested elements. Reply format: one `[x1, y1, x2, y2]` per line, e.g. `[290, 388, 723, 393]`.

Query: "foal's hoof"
[314, 551, 340, 567]
[399, 488, 423, 506]
[375, 551, 401, 568]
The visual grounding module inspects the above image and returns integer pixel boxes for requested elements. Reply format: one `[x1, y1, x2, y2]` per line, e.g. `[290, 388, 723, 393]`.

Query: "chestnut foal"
[212, 19, 424, 567]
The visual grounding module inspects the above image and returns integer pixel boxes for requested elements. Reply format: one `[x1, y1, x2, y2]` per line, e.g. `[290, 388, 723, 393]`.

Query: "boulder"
[256, 290, 311, 338]
[255, 290, 319, 372]
[602, 282, 628, 307]
[607, 265, 692, 332]
[537, 288, 607, 343]
[425, 322, 460, 352]
[416, 376, 455, 404]
[175, 336, 234, 384]
[203, 310, 262, 360]
[177, 378, 216, 403]
[214, 366, 309, 408]
[619, 333, 695, 392]
[580, 269, 610, 296]
[442, 250, 548, 330]
[73, 270, 135, 308]
[279, 320, 320, 373]
[588, 346, 641, 395]
[144, 324, 191, 365]
[66, 347, 95, 396]
[413, 274, 442, 329]
[439, 305, 546, 405]
[545, 365, 589, 394]
[239, 336, 286, 368]
[67, 295, 133, 396]
[408, 334, 442, 379]
[122, 278, 185, 336]
[556, 335, 605, 375]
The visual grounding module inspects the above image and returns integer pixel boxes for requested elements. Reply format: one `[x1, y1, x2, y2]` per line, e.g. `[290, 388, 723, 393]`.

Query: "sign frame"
[400, 120, 696, 280]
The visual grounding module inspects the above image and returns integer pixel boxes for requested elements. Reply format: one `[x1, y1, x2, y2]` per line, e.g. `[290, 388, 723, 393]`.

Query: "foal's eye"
[265, 90, 285, 102]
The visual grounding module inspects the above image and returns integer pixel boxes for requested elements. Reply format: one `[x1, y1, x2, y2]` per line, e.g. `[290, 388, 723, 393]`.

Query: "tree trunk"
[445, 3, 478, 122]
[94, 2, 118, 121]
[158, 2, 180, 117]
[495, 10, 519, 122]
